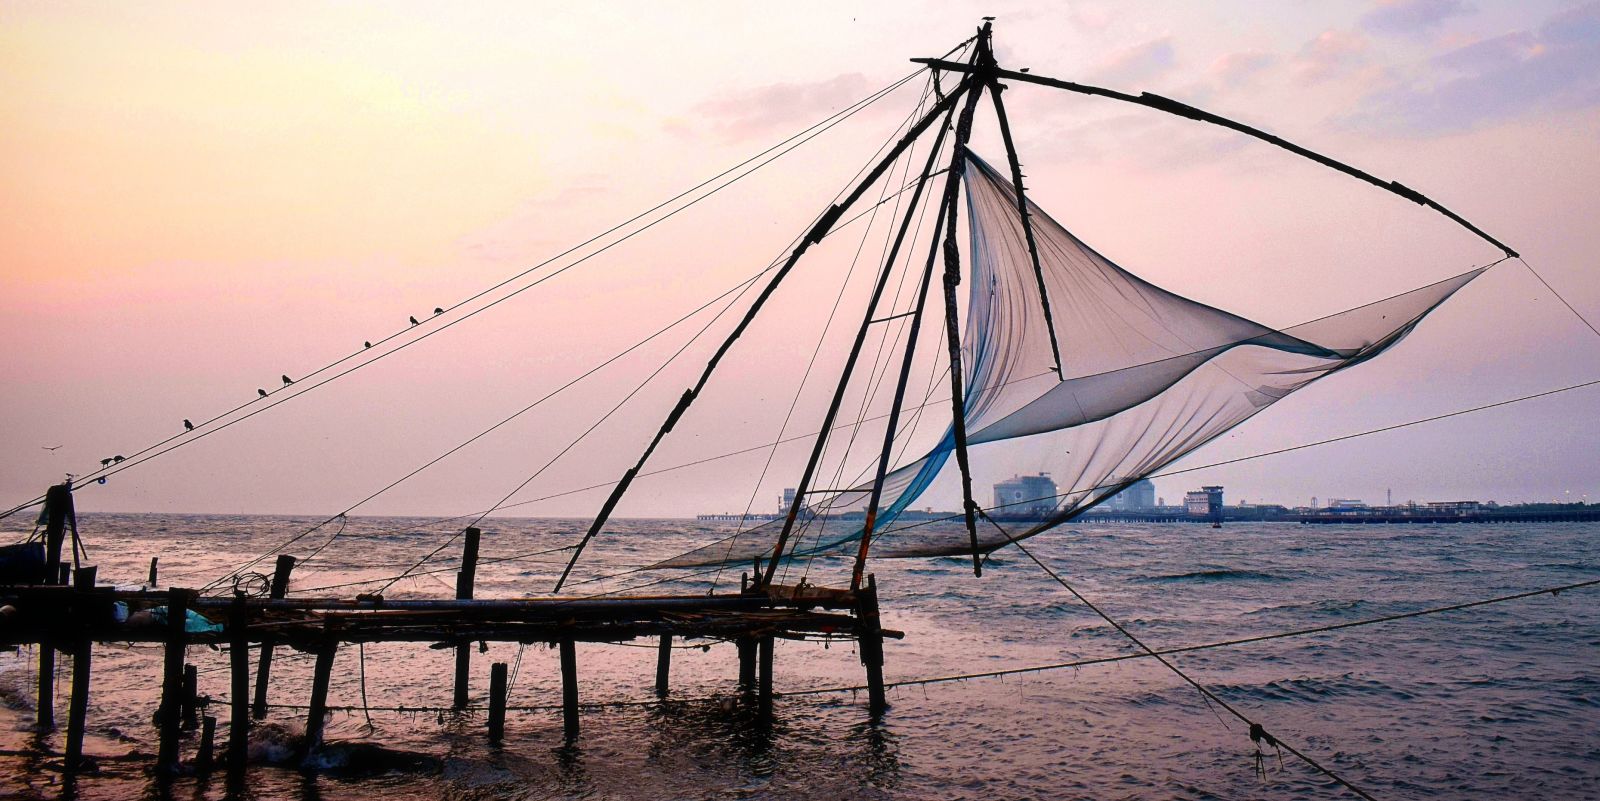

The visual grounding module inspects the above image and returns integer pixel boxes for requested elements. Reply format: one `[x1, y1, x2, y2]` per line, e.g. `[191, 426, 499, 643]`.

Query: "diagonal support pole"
[556, 74, 975, 593]
[987, 78, 1065, 380]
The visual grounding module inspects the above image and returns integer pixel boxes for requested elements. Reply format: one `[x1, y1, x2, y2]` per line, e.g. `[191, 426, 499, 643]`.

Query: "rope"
[986, 514, 1377, 800]
[1518, 257, 1600, 341]
[3, 67, 929, 520]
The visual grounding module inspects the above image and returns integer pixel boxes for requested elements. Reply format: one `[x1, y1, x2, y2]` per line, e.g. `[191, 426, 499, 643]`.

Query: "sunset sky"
[3, 1, 1598, 518]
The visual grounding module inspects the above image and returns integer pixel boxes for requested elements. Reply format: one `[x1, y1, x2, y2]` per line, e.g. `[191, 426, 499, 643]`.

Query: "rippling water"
[0, 515, 1595, 800]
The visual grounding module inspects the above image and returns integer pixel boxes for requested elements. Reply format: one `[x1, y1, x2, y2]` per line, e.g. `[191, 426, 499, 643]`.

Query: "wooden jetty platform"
[0, 485, 900, 777]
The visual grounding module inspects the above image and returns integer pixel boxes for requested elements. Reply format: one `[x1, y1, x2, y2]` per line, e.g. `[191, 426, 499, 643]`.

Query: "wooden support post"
[251, 554, 295, 719]
[196, 716, 217, 771]
[737, 637, 757, 697]
[757, 635, 774, 720]
[156, 588, 188, 774]
[487, 662, 508, 744]
[35, 483, 74, 731]
[148, 557, 159, 586]
[302, 643, 336, 762]
[452, 527, 481, 711]
[182, 664, 199, 728]
[857, 574, 888, 717]
[36, 644, 54, 731]
[654, 635, 672, 697]
[559, 639, 578, 741]
[229, 592, 250, 769]
[64, 641, 90, 774]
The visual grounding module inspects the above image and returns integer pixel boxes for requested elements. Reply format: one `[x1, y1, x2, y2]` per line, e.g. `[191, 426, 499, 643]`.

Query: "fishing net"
[657, 149, 1482, 568]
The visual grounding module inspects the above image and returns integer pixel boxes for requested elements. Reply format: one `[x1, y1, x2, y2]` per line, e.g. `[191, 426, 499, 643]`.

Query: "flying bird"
[183, 419, 195, 431]
[409, 316, 420, 326]
[433, 307, 444, 315]
[258, 388, 268, 398]
[41, 445, 61, 452]
[282, 375, 294, 386]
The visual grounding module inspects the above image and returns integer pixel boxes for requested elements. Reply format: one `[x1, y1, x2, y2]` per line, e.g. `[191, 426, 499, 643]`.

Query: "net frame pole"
[986, 76, 1064, 380]
[759, 84, 966, 590]
[554, 72, 976, 593]
[932, 23, 992, 578]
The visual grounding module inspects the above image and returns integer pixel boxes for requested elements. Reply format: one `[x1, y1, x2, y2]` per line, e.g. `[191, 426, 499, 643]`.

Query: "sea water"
[0, 515, 1594, 800]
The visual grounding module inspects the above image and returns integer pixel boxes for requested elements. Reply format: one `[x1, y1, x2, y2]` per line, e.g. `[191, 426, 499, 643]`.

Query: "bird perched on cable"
[100, 457, 114, 467]
[183, 419, 194, 431]
[409, 316, 420, 326]
[113, 455, 125, 463]
[258, 388, 268, 398]
[363, 341, 372, 349]
[282, 375, 293, 386]
[433, 307, 444, 315]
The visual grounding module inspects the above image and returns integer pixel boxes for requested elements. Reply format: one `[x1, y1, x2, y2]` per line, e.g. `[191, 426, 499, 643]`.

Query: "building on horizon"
[779, 488, 796, 515]
[994, 473, 1058, 516]
[1106, 479, 1156, 510]
[1184, 486, 1223, 522]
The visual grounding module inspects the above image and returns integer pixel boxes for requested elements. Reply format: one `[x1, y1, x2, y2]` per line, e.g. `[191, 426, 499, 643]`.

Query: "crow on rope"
[363, 341, 372, 349]
[183, 419, 194, 431]
[282, 375, 294, 386]
[409, 316, 420, 326]
[433, 307, 444, 315]
[257, 388, 268, 398]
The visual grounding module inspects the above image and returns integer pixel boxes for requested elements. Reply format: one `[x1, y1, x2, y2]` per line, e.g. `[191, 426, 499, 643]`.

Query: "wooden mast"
[759, 81, 967, 591]
[555, 72, 976, 593]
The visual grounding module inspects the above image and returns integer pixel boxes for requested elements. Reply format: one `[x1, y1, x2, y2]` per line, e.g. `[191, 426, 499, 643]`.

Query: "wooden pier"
[0, 486, 901, 777]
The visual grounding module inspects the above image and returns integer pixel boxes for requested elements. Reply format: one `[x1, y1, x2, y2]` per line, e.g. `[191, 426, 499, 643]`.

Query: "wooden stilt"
[148, 557, 158, 587]
[64, 641, 90, 773]
[654, 635, 672, 697]
[36, 644, 54, 730]
[302, 642, 336, 762]
[196, 715, 217, 771]
[487, 662, 507, 744]
[559, 639, 578, 741]
[856, 574, 888, 717]
[737, 637, 757, 696]
[229, 592, 250, 769]
[35, 484, 74, 731]
[757, 635, 774, 720]
[182, 664, 199, 728]
[453, 527, 481, 710]
[156, 588, 189, 774]
[251, 554, 295, 719]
